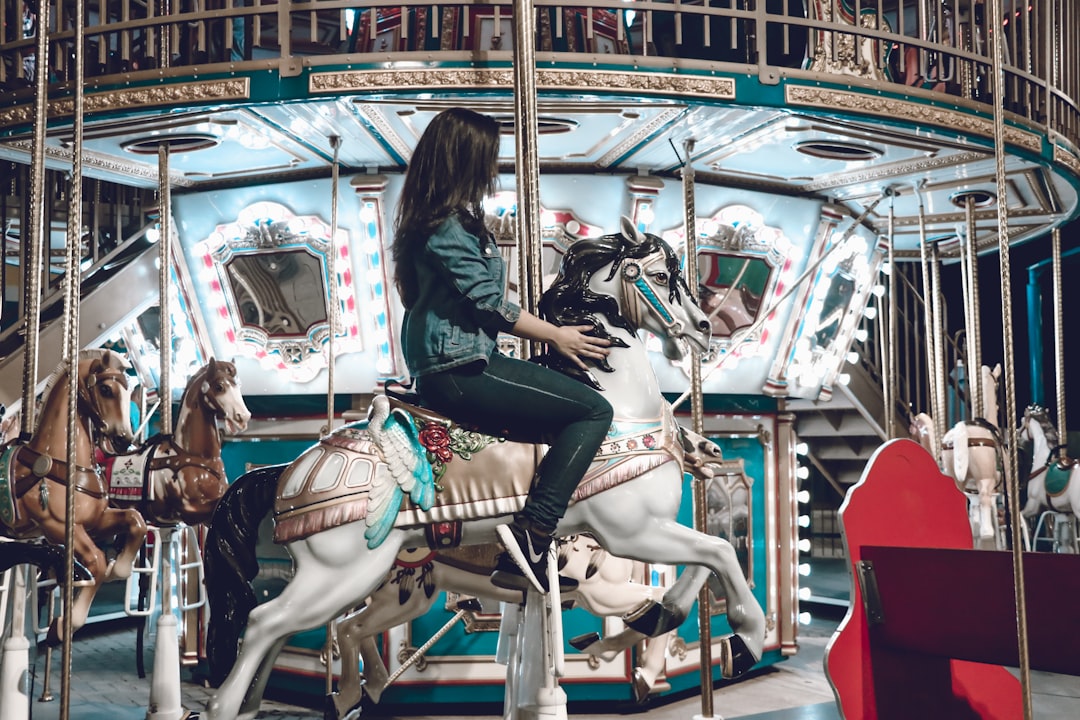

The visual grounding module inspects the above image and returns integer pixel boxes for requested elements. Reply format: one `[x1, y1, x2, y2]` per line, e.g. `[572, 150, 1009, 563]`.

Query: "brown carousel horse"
[104, 358, 251, 526]
[0, 349, 143, 641]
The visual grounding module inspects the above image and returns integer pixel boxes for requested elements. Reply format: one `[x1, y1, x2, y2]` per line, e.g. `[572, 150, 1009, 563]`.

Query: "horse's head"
[537, 217, 710, 387]
[78, 349, 135, 454]
[193, 358, 251, 435]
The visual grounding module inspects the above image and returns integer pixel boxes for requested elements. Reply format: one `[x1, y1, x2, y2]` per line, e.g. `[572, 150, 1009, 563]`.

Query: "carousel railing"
[851, 260, 966, 436]
[0, 1, 1078, 152]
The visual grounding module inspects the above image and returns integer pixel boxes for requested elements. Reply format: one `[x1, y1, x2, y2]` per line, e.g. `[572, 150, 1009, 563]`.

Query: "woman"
[392, 107, 613, 594]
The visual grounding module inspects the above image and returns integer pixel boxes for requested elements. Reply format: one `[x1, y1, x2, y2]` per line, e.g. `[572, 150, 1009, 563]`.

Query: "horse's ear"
[620, 216, 646, 246]
[208, 357, 218, 372]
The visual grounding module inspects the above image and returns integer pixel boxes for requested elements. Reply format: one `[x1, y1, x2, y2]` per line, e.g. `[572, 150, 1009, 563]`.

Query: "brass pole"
[961, 196, 982, 420]
[885, 194, 897, 438]
[989, 0, 1031, 714]
[158, 145, 172, 436]
[60, 0, 87, 717]
[915, 186, 940, 444]
[326, 136, 341, 437]
[20, 0, 52, 436]
[929, 242, 948, 443]
[683, 138, 715, 719]
[1052, 229, 1066, 453]
[512, 0, 543, 342]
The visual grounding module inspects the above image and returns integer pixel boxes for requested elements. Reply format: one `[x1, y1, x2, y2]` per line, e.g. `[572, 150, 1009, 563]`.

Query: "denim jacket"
[400, 216, 521, 376]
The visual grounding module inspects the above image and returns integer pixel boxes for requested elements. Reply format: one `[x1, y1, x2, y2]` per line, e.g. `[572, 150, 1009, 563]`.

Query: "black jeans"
[416, 352, 613, 532]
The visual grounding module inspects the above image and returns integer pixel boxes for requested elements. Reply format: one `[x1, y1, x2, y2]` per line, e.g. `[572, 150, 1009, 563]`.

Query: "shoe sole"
[496, 524, 547, 593]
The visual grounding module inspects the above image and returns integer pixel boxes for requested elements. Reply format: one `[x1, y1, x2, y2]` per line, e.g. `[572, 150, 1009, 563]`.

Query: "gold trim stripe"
[0, 79, 251, 129]
[785, 85, 1042, 154]
[1054, 145, 1080, 179]
[311, 68, 736, 100]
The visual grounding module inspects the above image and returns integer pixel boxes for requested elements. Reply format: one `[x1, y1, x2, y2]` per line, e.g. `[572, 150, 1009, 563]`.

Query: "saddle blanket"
[102, 447, 154, 502]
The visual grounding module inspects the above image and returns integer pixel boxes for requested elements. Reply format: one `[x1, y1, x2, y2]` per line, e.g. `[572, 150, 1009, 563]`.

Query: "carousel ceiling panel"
[2, 92, 1074, 258]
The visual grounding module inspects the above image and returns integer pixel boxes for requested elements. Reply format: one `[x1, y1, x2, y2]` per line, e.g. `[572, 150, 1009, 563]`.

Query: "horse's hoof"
[568, 632, 600, 652]
[623, 601, 685, 637]
[719, 633, 757, 680]
[631, 668, 652, 704]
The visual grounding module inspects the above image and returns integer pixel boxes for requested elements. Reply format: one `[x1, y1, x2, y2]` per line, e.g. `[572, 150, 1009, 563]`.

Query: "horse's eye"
[651, 271, 668, 285]
[99, 385, 114, 399]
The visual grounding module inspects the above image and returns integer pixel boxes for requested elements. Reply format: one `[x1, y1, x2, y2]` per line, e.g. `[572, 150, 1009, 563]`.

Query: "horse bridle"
[77, 365, 130, 437]
[619, 249, 692, 334]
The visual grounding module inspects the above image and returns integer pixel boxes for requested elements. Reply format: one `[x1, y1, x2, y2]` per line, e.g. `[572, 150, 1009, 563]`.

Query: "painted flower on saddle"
[419, 422, 453, 463]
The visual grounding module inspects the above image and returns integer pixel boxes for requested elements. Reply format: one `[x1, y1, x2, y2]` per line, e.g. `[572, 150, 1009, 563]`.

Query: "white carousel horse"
[0, 349, 143, 642]
[1018, 404, 1080, 551]
[940, 363, 1004, 545]
[328, 534, 673, 719]
[201, 218, 766, 720]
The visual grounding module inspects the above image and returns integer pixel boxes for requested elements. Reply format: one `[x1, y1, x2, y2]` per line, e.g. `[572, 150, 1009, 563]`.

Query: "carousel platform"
[24, 604, 843, 720]
[19, 556, 1080, 719]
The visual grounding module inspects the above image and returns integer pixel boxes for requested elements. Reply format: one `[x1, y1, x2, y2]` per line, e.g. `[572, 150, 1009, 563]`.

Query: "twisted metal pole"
[1052, 229, 1066, 453]
[682, 138, 716, 720]
[989, 0, 1031, 714]
[325, 136, 341, 437]
[60, 1, 87, 717]
[962, 196, 983, 420]
[20, 0, 52, 437]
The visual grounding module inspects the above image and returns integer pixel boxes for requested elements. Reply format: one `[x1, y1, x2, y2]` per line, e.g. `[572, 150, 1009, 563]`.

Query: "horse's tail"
[204, 463, 285, 687]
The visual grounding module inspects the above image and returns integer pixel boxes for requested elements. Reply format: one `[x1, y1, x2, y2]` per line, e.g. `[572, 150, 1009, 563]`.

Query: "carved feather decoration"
[364, 396, 435, 548]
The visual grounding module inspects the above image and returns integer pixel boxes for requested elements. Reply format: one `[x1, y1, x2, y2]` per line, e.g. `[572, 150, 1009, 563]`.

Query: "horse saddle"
[273, 393, 682, 547]
[1045, 459, 1076, 497]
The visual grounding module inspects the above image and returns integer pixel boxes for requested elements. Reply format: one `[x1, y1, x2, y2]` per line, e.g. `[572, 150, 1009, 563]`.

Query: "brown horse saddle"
[0, 442, 105, 530]
[272, 394, 682, 546]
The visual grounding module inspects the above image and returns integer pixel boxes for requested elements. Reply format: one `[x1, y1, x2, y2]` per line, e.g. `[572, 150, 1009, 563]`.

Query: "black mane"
[534, 230, 688, 390]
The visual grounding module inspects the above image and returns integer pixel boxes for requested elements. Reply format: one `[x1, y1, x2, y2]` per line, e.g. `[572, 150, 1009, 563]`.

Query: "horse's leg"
[94, 507, 148, 579]
[40, 521, 109, 642]
[205, 534, 402, 720]
[620, 564, 712, 638]
[583, 504, 765, 679]
[633, 630, 672, 701]
[332, 572, 441, 716]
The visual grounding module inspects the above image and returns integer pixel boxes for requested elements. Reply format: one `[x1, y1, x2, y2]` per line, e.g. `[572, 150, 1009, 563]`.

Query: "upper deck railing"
[1, 0, 1078, 152]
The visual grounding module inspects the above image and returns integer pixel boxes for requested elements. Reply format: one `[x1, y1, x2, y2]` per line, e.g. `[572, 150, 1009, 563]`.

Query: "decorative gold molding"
[311, 68, 735, 100]
[801, 151, 989, 193]
[1055, 145, 1080, 179]
[785, 86, 1042, 153]
[4, 137, 192, 187]
[0, 79, 250, 129]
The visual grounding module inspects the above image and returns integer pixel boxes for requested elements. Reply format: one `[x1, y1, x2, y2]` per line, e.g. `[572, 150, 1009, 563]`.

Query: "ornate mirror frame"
[196, 201, 362, 382]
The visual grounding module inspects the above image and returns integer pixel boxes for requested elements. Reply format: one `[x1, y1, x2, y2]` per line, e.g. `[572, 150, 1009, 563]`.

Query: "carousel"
[0, 1, 1078, 719]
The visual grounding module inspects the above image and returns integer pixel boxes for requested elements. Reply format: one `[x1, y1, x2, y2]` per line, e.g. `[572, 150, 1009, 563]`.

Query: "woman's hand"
[511, 311, 611, 369]
[547, 324, 611, 370]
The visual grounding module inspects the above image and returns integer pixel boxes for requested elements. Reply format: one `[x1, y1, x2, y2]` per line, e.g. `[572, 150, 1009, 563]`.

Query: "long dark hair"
[393, 108, 501, 308]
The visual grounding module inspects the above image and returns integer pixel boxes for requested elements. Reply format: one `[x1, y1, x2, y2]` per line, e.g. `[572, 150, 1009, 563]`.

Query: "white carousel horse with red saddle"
[940, 363, 1006, 547]
[1018, 404, 1080, 552]
[201, 218, 766, 720]
[0, 349, 143, 642]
